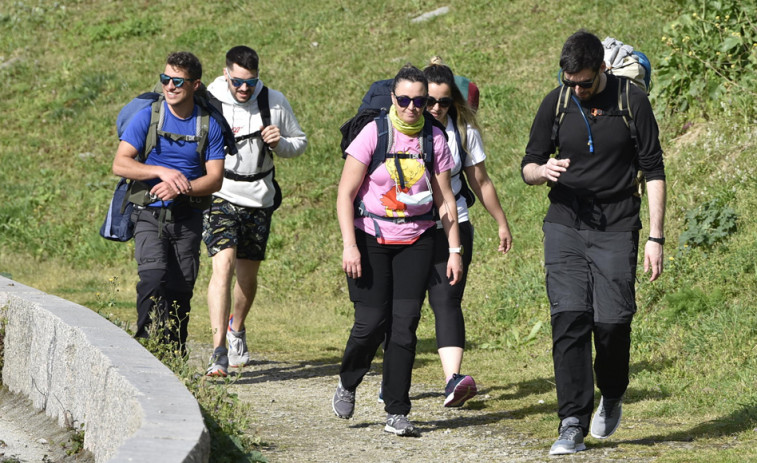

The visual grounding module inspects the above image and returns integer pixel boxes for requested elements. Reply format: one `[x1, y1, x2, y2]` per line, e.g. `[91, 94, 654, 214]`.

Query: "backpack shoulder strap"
[257, 86, 271, 127]
[194, 105, 210, 173]
[617, 77, 639, 151]
[143, 96, 164, 162]
[550, 85, 572, 148]
[421, 115, 435, 174]
[257, 86, 272, 168]
[368, 110, 390, 175]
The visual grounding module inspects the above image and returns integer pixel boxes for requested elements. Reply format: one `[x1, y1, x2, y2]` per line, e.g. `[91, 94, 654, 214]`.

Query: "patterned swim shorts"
[202, 196, 273, 260]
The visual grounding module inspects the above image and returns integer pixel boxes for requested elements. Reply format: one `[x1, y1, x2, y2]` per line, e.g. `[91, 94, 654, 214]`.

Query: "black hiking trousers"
[543, 222, 638, 433]
[133, 204, 202, 353]
[340, 227, 434, 416]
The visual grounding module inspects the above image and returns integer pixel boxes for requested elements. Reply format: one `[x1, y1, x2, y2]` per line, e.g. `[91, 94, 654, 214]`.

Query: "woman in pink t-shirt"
[332, 65, 462, 437]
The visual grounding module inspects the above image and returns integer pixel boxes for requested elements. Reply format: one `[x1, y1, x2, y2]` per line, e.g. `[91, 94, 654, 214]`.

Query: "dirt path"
[216, 355, 646, 463]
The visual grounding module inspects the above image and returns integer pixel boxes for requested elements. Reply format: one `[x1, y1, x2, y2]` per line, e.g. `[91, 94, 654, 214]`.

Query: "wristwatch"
[648, 236, 665, 245]
[449, 245, 464, 255]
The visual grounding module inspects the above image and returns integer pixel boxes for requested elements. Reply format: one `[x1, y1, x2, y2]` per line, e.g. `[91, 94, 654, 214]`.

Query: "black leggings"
[339, 227, 434, 415]
[427, 221, 474, 349]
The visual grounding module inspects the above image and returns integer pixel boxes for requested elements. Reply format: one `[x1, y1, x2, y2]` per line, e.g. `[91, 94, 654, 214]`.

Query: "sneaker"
[549, 417, 586, 455]
[384, 414, 420, 437]
[443, 373, 478, 407]
[590, 396, 623, 439]
[227, 325, 250, 368]
[378, 384, 384, 403]
[205, 347, 229, 377]
[332, 381, 355, 419]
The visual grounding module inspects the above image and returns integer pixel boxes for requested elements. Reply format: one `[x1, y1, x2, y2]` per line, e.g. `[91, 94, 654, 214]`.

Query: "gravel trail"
[217, 356, 643, 463]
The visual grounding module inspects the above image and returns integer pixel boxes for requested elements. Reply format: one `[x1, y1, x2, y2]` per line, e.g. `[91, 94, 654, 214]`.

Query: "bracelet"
[648, 236, 665, 245]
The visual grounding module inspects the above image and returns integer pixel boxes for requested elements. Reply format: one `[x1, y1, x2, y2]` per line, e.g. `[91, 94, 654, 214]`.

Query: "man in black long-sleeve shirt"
[521, 30, 666, 456]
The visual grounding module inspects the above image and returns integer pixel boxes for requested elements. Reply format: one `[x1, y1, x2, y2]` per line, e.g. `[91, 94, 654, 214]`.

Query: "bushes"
[654, 0, 757, 116]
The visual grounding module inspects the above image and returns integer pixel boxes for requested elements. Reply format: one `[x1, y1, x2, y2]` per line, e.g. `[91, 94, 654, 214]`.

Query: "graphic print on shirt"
[380, 156, 425, 218]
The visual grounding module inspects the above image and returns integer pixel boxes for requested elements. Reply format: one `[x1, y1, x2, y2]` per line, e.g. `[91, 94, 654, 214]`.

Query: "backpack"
[453, 75, 480, 112]
[100, 85, 237, 241]
[99, 177, 135, 242]
[601, 37, 652, 94]
[351, 78, 476, 208]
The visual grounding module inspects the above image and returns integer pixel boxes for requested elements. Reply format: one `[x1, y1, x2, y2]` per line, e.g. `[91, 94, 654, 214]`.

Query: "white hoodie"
[207, 75, 307, 208]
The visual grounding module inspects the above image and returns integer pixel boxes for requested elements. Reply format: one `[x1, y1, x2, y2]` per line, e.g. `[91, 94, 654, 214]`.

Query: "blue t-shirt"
[121, 101, 226, 185]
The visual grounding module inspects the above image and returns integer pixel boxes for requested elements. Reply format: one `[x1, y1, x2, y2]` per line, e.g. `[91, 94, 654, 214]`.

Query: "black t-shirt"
[522, 73, 665, 231]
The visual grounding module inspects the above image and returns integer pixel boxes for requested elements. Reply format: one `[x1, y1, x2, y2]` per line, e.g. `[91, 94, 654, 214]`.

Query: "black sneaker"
[384, 414, 420, 437]
[590, 396, 623, 439]
[443, 373, 477, 407]
[549, 417, 586, 455]
[332, 381, 355, 419]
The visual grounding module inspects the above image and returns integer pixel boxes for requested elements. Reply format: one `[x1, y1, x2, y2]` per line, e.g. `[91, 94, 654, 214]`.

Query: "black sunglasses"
[427, 96, 453, 108]
[562, 73, 598, 89]
[394, 95, 428, 108]
[159, 73, 196, 88]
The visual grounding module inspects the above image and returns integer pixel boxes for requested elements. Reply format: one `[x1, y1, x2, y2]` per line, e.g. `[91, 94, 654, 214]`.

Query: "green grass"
[2, 0, 756, 461]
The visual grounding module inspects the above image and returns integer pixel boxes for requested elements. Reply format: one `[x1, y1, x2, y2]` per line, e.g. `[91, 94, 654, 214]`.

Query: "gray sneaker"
[549, 417, 586, 455]
[590, 396, 623, 439]
[384, 414, 420, 437]
[227, 327, 250, 367]
[332, 382, 355, 419]
[205, 347, 229, 377]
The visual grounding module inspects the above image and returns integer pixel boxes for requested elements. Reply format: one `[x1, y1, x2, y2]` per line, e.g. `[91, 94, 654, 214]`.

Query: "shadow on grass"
[626, 400, 757, 446]
[200, 404, 267, 463]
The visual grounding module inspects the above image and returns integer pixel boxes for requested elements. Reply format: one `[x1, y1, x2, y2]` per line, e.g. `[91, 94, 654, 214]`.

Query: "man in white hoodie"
[204, 45, 307, 376]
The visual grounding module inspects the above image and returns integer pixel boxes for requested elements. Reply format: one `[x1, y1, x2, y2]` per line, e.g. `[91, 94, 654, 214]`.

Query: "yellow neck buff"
[389, 104, 425, 136]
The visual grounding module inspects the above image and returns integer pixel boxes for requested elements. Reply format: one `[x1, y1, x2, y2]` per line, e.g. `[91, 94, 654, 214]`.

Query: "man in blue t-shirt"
[113, 51, 226, 353]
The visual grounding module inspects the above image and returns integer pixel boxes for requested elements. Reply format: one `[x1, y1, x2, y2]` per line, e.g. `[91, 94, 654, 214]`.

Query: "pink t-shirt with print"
[346, 119, 454, 244]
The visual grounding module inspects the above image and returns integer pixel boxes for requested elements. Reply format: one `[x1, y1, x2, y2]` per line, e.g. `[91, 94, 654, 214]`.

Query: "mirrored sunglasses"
[159, 73, 195, 88]
[230, 77, 259, 88]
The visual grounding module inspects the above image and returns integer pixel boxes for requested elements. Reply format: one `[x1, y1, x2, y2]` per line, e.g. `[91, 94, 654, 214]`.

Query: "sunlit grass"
[2, 0, 757, 461]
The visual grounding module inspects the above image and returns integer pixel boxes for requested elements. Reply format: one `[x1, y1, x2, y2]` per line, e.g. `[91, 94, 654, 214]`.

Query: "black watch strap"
[648, 236, 665, 245]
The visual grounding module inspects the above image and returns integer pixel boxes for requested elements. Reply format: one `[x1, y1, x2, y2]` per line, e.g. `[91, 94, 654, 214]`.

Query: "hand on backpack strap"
[261, 124, 281, 149]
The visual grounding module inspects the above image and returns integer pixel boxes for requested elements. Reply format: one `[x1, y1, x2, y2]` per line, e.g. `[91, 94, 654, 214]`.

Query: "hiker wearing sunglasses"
[113, 51, 226, 353]
[333, 64, 462, 437]
[521, 30, 666, 455]
[203, 45, 307, 377]
[422, 59, 513, 408]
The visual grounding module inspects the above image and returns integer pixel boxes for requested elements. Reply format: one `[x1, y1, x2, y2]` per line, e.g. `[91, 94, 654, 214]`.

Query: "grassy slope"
[1, 0, 755, 461]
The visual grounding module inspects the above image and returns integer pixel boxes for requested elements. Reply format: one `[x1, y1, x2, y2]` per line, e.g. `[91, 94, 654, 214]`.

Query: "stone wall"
[0, 276, 209, 463]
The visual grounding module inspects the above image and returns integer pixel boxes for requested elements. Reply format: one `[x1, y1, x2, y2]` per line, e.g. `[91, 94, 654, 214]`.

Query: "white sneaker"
[227, 327, 250, 367]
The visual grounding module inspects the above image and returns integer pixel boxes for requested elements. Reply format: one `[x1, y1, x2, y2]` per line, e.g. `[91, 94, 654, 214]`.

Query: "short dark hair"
[392, 64, 428, 94]
[166, 51, 202, 80]
[226, 46, 259, 72]
[559, 30, 604, 74]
